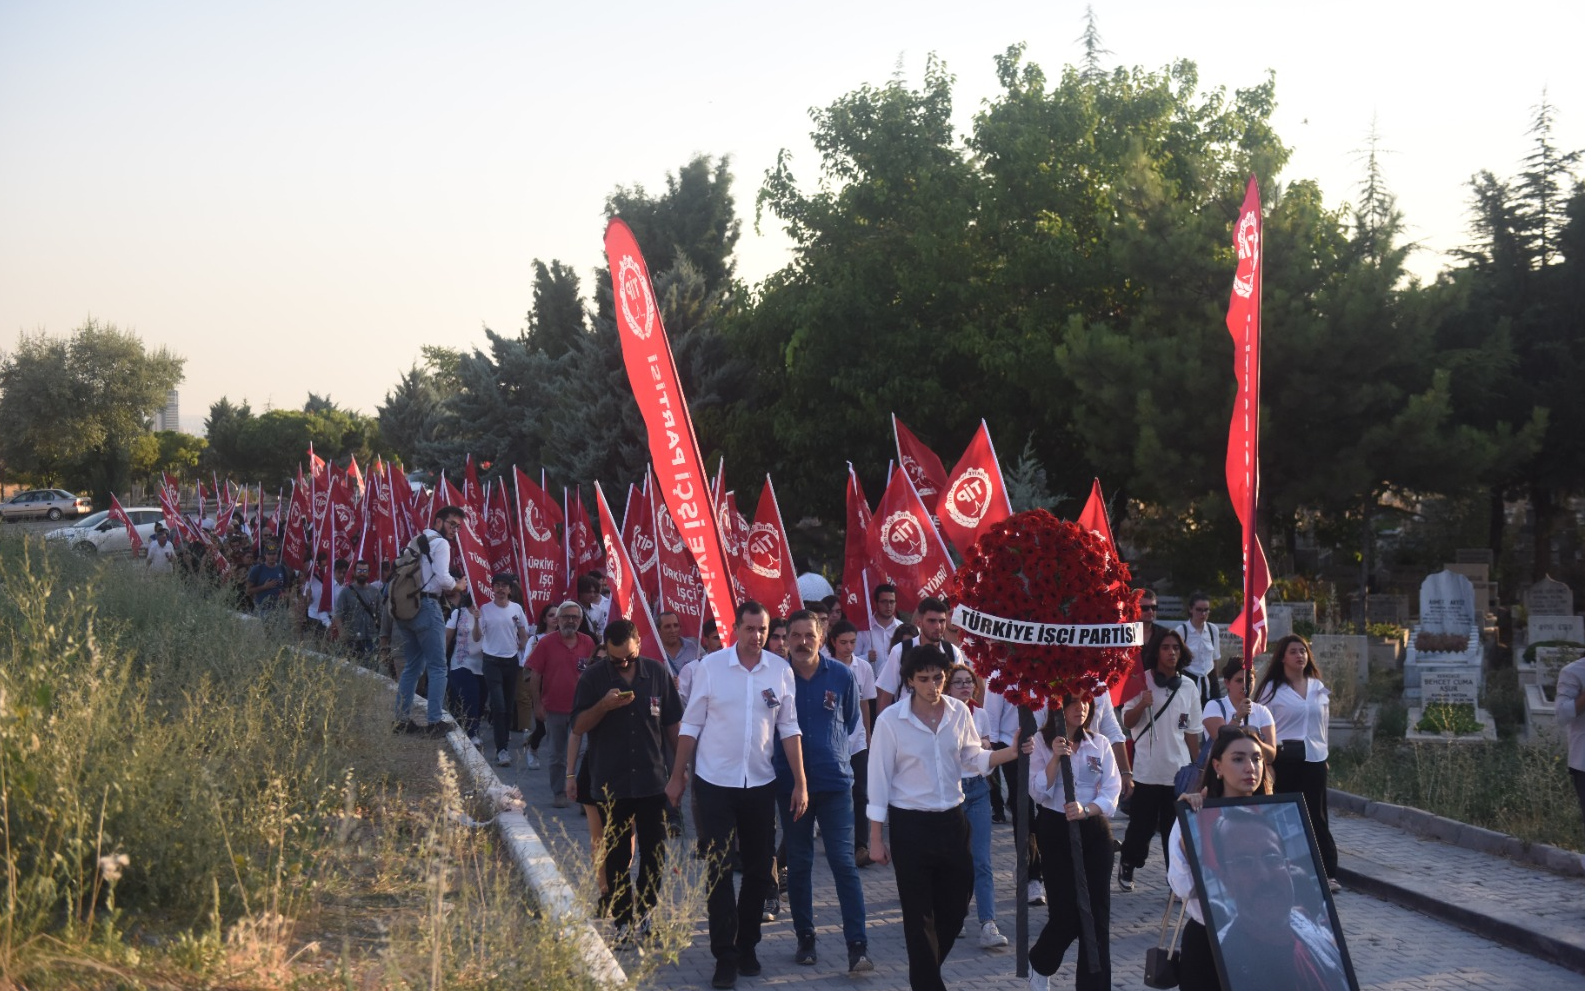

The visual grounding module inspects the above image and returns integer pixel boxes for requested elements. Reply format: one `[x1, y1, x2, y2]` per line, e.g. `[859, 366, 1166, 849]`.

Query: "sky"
[2, 1, 1581, 431]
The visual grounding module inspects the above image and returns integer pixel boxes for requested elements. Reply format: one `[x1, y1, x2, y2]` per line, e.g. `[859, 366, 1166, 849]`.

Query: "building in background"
[153, 390, 180, 432]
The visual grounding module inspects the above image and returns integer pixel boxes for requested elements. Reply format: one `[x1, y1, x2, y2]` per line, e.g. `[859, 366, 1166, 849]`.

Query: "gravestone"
[1444, 561, 1489, 585]
[1527, 614, 1585, 647]
[1419, 570, 1477, 634]
[1525, 577, 1573, 618]
[1311, 634, 1368, 687]
[1266, 604, 1293, 642]
[1421, 669, 1479, 706]
[1218, 627, 1244, 662]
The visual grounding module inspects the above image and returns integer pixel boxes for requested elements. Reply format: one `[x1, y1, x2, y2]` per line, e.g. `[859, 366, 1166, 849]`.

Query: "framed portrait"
[1176, 795, 1359, 991]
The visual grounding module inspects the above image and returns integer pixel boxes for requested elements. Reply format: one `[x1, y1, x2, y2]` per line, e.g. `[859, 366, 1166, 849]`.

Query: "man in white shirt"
[145, 528, 178, 573]
[394, 506, 464, 733]
[665, 601, 808, 990]
[474, 573, 531, 767]
[853, 583, 902, 669]
[1176, 593, 1223, 705]
[826, 620, 877, 865]
[874, 597, 961, 711]
[576, 573, 609, 641]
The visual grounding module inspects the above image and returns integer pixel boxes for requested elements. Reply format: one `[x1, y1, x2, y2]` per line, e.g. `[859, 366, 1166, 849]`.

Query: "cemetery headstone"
[1527, 614, 1585, 648]
[1311, 634, 1368, 688]
[1419, 570, 1476, 635]
[1421, 669, 1479, 706]
[1524, 577, 1573, 618]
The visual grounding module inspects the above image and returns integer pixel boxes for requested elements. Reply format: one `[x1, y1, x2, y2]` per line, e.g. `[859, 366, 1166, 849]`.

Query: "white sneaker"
[1027, 880, 1045, 906]
[496, 749, 511, 767]
[524, 749, 540, 769]
[469, 735, 482, 747]
[978, 920, 1008, 949]
[1028, 969, 1050, 991]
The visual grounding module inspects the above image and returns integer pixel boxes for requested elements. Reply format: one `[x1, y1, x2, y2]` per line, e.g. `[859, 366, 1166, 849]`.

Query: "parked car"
[42, 507, 164, 555]
[0, 488, 93, 522]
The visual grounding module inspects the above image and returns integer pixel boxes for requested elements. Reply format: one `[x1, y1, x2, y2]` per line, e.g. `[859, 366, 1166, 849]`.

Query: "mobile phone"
[615, 690, 634, 700]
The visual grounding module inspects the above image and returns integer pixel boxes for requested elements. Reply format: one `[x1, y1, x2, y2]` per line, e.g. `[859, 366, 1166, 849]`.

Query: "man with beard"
[527, 600, 597, 807]
[772, 611, 872, 972]
[571, 619, 682, 944]
[331, 560, 382, 663]
[873, 597, 961, 712]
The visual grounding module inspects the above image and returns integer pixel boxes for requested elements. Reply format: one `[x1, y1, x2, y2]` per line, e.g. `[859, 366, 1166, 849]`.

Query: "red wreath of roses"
[951, 510, 1140, 708]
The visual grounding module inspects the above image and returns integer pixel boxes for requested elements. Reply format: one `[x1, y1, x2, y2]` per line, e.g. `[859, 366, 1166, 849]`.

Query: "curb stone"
[1330, 788, 1584, 877]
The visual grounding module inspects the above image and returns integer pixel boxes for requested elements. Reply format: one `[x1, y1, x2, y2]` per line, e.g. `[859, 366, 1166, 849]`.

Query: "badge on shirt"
[822, 689, 837, 711]
[649, 695, 661, 718]
[1177, 712, 1189, 730]
[761, 688, 781, 709]
[1086, 754, 1102, 775]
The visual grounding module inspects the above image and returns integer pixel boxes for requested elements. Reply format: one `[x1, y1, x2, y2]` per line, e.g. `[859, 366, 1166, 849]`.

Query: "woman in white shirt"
[444, 593, 485, 744]
[867, 645, 1025, 991]
[1027, 695, 1121, 991]
[1252, 635, 1339, 887]
[1168, 726, 1271, 991]
[946, 663, 1008, 950]
[1202, 657, 1277, 754]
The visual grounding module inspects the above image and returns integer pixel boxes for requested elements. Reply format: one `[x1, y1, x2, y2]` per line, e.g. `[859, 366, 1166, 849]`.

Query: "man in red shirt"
[527, 599, 597, 807]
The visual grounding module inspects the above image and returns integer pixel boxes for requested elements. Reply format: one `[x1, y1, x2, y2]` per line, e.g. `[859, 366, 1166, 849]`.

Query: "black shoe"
[778, 865, 789, 893]
[795, 933, 816, 965]
[393, 719, 417, 734]
[761, 892, 779, 922]
[847, 941, 874, 973]
[737, 949, 762, 977]
[423, 722, 451, 738]
[990, 812, 1008, 825]
[711, 960, 737, 989]
[1119, 863, 1135, 891]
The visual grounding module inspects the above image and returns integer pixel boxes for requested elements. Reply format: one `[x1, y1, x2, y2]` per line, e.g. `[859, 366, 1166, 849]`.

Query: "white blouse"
[1260, 678, 1330, 761]
[1028, 730, 1121, 817]
[1167, 820, 1206, 925]
[866, 694, 991, 822]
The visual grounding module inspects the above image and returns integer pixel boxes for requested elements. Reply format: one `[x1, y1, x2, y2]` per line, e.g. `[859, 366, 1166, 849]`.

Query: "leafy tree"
[0, 320, 184, 503]
[150, 431, 208, 477]
[526, 260, 588, 359]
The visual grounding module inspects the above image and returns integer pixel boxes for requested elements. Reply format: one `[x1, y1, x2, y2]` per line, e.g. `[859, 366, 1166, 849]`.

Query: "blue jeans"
[394, 597, 447, 722]
[778, 788, 867, 946]
[961, 774, 996, 924]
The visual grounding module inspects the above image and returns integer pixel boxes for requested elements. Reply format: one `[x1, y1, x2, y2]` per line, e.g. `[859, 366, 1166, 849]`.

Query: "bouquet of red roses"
[951, 509, 1139, 708]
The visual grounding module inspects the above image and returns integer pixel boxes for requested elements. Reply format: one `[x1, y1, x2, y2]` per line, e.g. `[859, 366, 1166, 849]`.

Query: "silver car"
[0, 488, 93, 522]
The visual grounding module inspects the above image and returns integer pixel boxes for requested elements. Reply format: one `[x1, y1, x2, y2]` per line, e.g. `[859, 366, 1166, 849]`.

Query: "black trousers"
[1274, 757, 1338, 877]
[695, 778, 777, 962]
[1031, 810, 1113, 988]
[603, 793, 668, 927]
[1178, 917, 1221, 991]
[851, 747, 869, 850]
[993, 742, 1043, 880]
[1120, 782, 1178, 870]
[1572, 769, 1585, 836]
[889, 805, 973, 991]
[481, 654, 519, 752]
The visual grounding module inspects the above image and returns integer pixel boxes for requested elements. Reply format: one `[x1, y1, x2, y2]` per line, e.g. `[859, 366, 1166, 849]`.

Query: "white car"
[44, 506, 166, 555]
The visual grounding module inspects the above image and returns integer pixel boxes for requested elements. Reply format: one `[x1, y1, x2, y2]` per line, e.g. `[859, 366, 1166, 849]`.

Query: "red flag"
[346, 454, 365, 500]
[868, 464, 955, 609]
[282, 472, 312, 571]
[1225, 176, 1270, 658]
[389, 464, 420, 545]
[565, 486, 603, 585]
[715, 490, 751, 604]
[624, 479, 662, 606]
[483, 479, 515, 578]
[307, 442, 327, 480]
[108, 494, 144, 556]
[892, 415, 949, 508]
[655, 498, 708, 639]
[362, 461, 399, 567]
[606, 219, 737, 643]
[512, 467, 564, 616]
[840, 465, 874, 630]
[440, 476, 494, 607]
[1076, 478, 1117, 558]
[594, 482, 665, 661]
[157, 472, 199, 543]
[737, 476, 802, 619]
[937, 419, 1013, 556]
[461, 456, 486, 536]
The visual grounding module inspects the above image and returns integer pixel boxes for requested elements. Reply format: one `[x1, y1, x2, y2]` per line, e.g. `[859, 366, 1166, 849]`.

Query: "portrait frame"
[1176, 794, 1359, 991]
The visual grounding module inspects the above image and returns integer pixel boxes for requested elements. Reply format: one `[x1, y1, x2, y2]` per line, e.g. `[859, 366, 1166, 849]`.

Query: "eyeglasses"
[948, 678, 975, 688]
[1140, 603, 1157, 612]
[1192, 606, 1210, 614]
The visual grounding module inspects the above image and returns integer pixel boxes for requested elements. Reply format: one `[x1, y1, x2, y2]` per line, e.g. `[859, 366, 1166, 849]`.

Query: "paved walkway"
[493, 744, 1584, 990]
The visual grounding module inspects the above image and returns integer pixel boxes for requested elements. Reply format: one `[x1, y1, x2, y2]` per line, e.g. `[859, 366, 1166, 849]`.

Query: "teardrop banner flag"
[1224, 176, 1271, 663]
[605, 218, 736, 643]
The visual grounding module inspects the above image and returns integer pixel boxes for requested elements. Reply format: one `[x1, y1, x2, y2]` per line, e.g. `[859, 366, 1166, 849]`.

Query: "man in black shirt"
[571, 618, 683, 939]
